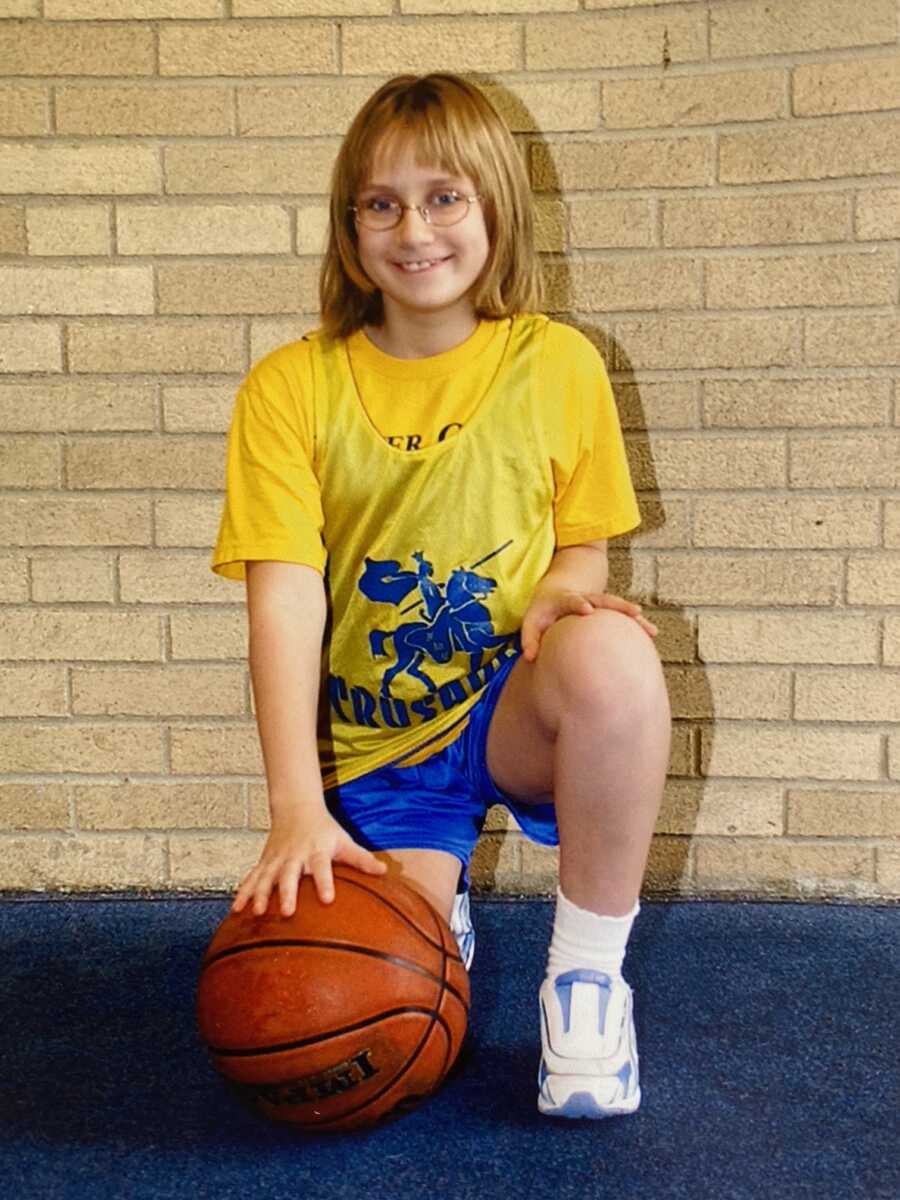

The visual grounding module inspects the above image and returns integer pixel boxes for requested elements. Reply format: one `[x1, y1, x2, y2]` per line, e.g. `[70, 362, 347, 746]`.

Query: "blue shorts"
[323, 646, 559, 893]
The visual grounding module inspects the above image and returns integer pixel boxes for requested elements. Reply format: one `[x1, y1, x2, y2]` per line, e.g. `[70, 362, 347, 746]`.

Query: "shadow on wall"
[467, 77, 711, 902]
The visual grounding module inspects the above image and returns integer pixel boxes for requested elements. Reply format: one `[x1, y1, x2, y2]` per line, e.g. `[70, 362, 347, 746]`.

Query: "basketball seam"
[303, 1008, 454, 1130]
[201, 938, 469, 1010]
[333, 867, 463, 963]
[431, 899, 455, 1084]
[203, 866, 463, 966]
[207, 1005, 447, 1058]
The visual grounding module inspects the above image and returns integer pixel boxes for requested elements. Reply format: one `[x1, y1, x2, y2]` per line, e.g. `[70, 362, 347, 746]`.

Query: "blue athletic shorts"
[323, 645, 559, 893]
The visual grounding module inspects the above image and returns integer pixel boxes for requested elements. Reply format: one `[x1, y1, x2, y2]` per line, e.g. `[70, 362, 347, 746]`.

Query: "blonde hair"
[319, 74, 544, 341]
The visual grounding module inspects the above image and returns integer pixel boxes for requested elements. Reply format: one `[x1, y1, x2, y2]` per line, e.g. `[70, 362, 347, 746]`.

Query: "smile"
[392, 256, 451, 273]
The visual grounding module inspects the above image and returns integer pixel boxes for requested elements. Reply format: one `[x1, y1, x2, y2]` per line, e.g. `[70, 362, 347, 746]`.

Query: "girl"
[212, 73, 671, 1120]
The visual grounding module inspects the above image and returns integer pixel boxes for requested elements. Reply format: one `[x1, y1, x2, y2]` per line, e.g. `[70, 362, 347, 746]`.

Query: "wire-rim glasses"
[349, 190, 483, 231]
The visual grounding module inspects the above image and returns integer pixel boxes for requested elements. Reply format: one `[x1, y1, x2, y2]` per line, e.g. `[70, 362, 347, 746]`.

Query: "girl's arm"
[232, 560, 386, 916]
[246, 559, 328, 813]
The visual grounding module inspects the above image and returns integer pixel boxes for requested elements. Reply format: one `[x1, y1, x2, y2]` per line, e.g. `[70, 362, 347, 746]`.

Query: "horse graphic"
[360, 547, 513, 697]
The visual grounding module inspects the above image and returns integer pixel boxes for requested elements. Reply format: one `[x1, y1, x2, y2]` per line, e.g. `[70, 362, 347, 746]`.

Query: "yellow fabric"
[345, 317, 501, 452]
[212, 313, 640, 788]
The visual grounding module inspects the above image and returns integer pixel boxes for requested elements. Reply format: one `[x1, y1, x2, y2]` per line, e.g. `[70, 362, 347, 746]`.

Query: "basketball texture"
[196, 864, 470, 1132]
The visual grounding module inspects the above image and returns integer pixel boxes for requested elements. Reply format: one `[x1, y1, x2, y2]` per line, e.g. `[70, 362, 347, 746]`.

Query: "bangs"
[352, 90, 484, 197]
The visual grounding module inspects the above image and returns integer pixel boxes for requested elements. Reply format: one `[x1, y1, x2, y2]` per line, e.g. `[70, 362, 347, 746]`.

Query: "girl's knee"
[539, 608, 665, 719]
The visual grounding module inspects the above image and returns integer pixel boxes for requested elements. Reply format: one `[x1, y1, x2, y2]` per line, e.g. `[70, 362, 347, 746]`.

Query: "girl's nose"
[395, 205, 436, 240]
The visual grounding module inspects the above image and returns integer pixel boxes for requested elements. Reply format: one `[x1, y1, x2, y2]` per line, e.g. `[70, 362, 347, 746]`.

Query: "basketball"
[196, 864, 470, 1133]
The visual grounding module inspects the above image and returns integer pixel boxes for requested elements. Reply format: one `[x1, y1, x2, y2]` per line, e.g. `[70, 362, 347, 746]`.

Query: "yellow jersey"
[212, 313, 640, 788]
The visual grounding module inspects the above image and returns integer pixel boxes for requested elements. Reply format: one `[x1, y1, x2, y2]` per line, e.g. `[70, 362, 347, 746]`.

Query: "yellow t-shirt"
[212, 313, 640, 788]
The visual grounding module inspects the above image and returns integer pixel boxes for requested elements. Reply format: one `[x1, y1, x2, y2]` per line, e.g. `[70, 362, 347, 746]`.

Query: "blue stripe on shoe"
[553, 969, 612, 1034]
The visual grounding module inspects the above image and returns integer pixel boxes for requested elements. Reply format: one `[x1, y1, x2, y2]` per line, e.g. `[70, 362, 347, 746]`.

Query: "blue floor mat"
[0, 897, 897, 1200]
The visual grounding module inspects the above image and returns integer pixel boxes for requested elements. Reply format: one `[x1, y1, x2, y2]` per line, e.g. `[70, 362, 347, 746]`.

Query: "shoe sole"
[539, 1082, 641, 1120]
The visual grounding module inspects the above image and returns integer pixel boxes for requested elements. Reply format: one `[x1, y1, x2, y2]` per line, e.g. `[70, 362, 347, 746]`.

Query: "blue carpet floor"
[0, 896, 897, 1200]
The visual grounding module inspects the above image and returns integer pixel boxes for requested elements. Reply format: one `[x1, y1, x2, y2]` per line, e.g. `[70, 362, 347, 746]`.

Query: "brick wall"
[1, 0, 898, 901]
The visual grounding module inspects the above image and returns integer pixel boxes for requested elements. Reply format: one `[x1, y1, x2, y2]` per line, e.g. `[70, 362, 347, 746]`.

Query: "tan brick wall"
[1, 1, 898, 901]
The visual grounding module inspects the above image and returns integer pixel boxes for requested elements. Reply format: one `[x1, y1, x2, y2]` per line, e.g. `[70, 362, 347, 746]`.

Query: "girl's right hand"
[231, 805, 388, 918]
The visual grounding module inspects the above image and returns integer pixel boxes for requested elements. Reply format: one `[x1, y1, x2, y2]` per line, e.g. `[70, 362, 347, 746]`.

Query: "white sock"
[546, 887, 640, 980]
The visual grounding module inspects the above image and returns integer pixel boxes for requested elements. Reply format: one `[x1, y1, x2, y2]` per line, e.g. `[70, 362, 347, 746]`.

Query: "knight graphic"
[359, 546, 515, 697]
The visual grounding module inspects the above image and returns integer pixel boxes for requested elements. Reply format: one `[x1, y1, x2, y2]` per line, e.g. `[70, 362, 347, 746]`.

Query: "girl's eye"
[431, 191, 461, 207]
[364, 197, 399, 214]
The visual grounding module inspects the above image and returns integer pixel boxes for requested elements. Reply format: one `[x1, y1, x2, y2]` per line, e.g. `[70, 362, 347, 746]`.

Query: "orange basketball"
[196, 864, 470, 1133]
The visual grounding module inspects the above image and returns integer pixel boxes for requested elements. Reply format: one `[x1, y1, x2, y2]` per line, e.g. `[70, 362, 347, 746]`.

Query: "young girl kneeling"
[212, 72, 671, 1121]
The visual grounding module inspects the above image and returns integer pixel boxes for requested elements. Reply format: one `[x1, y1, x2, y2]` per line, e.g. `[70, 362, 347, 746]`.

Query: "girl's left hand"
[520, 589, 658, 663]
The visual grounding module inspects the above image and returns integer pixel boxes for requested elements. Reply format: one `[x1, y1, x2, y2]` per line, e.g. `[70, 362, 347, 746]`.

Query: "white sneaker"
[538, 968, 641, 1119]
[449, 890, 475, 971]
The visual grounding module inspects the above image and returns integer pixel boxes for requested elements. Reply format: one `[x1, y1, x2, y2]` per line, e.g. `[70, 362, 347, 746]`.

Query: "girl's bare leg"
[486, 609, 671, 916]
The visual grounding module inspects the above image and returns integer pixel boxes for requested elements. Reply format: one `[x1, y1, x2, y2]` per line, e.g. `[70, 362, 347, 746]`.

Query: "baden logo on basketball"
[250, 1049, 379, 1107]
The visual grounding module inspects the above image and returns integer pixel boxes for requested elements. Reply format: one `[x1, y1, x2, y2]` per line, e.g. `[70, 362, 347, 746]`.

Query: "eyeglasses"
[349, 190, 483, 231]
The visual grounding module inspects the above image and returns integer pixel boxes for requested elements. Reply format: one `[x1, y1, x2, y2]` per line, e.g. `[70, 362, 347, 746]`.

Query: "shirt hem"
[319, 703, 477, 792]
[211, 544, 326, 581]
[555, 515, 641, 548]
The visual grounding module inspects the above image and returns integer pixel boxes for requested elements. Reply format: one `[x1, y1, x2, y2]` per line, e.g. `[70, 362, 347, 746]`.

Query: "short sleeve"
[547, 324, 641, 547]
[211, 364, 326, 583]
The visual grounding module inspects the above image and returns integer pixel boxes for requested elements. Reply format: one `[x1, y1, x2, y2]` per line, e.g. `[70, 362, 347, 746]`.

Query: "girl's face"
[354, 143, 490, 336]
